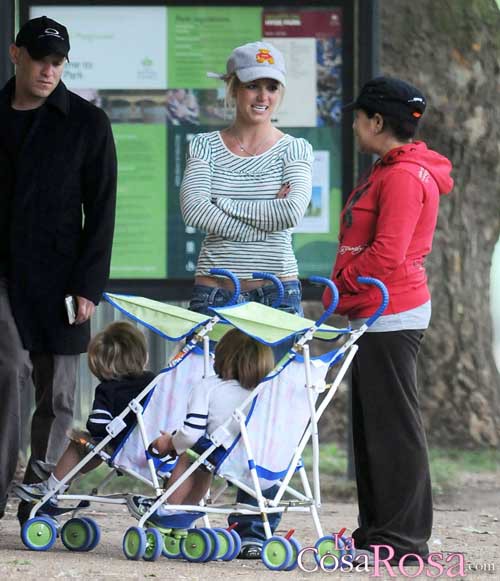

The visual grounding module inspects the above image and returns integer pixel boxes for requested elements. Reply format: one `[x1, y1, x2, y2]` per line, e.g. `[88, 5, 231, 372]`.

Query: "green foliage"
[301, 442, 347, 476]
[69, 465, 152, 495]
[427, 0, 500, 50]
[429, 447, 500, 495]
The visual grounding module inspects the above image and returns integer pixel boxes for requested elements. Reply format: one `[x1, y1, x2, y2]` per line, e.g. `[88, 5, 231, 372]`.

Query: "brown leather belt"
[195, 275, 297, 292]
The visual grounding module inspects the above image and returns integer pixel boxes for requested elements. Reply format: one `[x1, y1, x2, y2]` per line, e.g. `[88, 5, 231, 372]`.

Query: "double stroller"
[18, 269, 387, 571]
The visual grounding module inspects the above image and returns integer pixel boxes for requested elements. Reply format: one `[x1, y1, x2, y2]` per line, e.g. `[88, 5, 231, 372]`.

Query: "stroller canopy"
[211, 302, 349, 345]
[104, 293, 348, 344]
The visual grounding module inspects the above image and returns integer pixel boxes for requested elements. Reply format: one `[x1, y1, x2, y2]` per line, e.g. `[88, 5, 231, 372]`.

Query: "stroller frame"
[21, 268, 242, 531]
[132, 276, 388, 560]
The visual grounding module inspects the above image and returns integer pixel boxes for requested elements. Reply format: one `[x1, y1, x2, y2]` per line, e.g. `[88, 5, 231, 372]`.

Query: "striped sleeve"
[180, 134, 268, 242]
[86, 384, 113, 438]
[214, 138, 313, 232]
[171, 379, 210, 455]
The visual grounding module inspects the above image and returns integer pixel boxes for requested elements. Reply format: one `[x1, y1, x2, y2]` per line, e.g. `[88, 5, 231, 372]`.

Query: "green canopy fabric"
[104, 293, 348, 344]
[212, 302, 348, 344]
[104, 293, 228, 341]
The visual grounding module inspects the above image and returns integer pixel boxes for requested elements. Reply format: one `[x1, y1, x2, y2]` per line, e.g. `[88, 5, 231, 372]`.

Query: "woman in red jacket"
[323, 77, 453, 564]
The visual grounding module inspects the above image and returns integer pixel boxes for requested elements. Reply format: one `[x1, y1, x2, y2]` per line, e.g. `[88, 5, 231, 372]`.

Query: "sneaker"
[238, 543, 262, 559]
[13, 481, 52, 503]
[126, 495, 156, 520]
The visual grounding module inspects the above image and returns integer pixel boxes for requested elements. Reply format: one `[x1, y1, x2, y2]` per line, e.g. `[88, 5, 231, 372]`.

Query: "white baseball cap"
[208, 41, 286, 87]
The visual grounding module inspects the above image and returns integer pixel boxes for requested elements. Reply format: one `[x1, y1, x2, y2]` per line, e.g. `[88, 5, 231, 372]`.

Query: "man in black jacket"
[0, 16, 117, 523]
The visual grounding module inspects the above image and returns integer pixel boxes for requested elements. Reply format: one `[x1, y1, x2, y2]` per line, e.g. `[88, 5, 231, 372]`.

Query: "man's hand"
[74, 296, 96, 325]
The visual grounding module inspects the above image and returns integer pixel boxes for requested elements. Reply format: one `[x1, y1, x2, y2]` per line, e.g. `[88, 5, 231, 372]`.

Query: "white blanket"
[217, 356, 330, 490]
[112, 351, 214, 478]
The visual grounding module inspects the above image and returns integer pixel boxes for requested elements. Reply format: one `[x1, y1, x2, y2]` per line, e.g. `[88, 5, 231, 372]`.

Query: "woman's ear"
[373, 113, 384, 134]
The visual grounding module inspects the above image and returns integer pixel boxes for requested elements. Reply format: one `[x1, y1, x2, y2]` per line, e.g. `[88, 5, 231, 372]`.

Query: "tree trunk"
[380, 0, 500, 446]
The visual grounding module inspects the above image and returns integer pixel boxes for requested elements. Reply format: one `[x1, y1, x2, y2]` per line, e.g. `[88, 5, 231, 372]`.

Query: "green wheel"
[213, 528, 235, 560]
[143, 528, 163, 561]
[180, 528, 211, 562]
[81, 517, 101, 551]
[262, 536, 293, 571]
[163, 533, 182, 559]
[21, 517, 58, 551]
[228, 530, 242, 560]
[123, 526, 146, 560]
[284, 537, 302, 571]
[314, 534, 345, 570]
[201, 528, 220, 562]
[61, 518, 93, 551]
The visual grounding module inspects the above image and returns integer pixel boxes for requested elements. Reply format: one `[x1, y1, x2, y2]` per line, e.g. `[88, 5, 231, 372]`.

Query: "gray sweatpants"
[0, 277, 79, 501]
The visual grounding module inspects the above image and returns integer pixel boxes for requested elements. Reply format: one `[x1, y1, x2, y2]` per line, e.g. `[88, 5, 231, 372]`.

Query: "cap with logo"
[15, 16, 70, 60]
[344, 76, 426, 123]
[207, 41, 286, 87]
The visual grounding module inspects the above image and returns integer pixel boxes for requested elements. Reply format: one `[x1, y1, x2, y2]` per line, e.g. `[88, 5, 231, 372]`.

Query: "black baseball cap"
[344, 76, 426, 123]
[15, 16, 70, 60]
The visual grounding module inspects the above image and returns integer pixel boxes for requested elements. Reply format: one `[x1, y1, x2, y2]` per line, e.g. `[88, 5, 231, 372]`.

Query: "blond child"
[134, 328, 274, 509]
[14, 321, 154, 502]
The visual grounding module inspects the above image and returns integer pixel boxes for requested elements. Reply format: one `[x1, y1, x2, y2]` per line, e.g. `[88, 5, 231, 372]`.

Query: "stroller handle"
[309, 276, 339, 326]
[252, 272, 284, 308]
[357, 276, 389, 326]
[209, 268, 240, 305]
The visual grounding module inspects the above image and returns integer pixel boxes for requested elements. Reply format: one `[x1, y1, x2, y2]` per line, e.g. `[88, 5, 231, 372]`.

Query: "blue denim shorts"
[191, 436, 226, 469]
[189, 279, 303, 317]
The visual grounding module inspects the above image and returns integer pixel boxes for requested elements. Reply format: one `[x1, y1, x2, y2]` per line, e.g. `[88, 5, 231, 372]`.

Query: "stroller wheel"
[227, 529, 242, 560]
[314, 534, 345, 570]
[61, 518, 93, 551]
[201, 528, 221, 561]
[21, 517, 58, 551]
[262, 536, 293, 570]
[162, 533, 182, 559]
[123, 526, 146, 560]
[81, 517, 101, 551]
[341, 534, 356, 563]
[284, 536, 302, 571]
[212, 528, 235, 560]
[180, 528, 211, 562]
[143, 528, 163, 561]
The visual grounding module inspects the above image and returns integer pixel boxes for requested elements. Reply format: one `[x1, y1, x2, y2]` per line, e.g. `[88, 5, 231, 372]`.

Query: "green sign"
[167, 6, 262, 89]
[111, 124, 167, 278]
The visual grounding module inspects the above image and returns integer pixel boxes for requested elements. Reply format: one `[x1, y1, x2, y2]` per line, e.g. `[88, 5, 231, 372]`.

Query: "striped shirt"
[172, 375, 251, 455]
[180, 131, 314, 279]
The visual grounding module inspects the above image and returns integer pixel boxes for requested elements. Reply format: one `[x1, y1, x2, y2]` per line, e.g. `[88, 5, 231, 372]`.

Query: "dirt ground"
[0, 472, 498, 580]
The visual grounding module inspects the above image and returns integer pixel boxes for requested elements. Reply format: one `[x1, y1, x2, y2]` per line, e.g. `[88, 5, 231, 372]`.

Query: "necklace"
[231, 130, 274, 157]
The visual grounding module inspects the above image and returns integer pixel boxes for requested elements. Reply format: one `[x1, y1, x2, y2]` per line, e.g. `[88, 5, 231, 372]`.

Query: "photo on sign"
[317, 37, 343, 126]
[295, 150, 330, 234]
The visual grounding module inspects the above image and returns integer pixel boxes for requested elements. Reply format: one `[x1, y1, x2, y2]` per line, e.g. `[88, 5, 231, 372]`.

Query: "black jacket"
[0, 78, 117, 353]
[86, 371, 157, 446]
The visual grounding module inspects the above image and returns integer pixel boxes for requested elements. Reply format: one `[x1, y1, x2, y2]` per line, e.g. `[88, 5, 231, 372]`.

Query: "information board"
[30, 3, 345, 281]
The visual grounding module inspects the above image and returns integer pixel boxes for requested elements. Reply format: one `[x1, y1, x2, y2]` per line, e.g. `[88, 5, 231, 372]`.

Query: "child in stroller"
[15, 321, 155, 504]
[129, 328, 274, 512]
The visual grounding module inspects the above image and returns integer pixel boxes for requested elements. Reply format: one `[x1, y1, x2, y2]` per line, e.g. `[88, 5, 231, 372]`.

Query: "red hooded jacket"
[322, 141, 453, 318]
